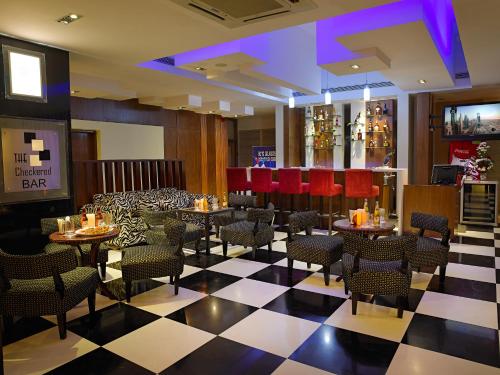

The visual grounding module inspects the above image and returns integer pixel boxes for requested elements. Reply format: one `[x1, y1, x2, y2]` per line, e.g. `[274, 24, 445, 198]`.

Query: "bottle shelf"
[366, 114, 392, 118]
[365, 146, 391, 149]
[366, 131, 391, 134]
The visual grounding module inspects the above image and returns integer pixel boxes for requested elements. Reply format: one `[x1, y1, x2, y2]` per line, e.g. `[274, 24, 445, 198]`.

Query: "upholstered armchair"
[286, 211, 343, 286]
[0, 248, 99, 339]
[409, 212, 451, 284]
[342, 234, 417, 318]
[142, 210, 203, 253]
[214, 193, 257, 237]
[220, 203, 275, 259]
[121, 218, 186, 302]
[40, 216, 109, 278]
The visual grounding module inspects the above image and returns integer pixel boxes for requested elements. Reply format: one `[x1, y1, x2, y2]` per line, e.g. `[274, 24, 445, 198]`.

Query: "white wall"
[396, 93, 410, 168]
[350, 101, 366, 168]
[71, 119, 164, 160]
[275, 105, 284, 168]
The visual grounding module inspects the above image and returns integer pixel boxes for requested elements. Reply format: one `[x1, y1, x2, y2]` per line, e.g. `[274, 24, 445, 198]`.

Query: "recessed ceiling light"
[351, 64, 360, 70]
[178, 106, 185, 110]
[57, 13, 82, 24]
[208, 110, 214, 114]
[418, 79, 427, 84]
[234, 115, 238, 118]
[195, 66, 205, 71]
[70, 90, 80, 94]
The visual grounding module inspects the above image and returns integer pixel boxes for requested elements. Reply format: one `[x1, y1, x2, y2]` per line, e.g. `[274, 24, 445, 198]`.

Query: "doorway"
[71, 130, 97, 161]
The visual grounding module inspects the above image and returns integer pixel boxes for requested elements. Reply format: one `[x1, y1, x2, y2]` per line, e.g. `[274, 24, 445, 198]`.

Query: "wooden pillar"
[411, 93, 432, 184]
[201, 115, 228, 200]
[283, 106, 305, 167]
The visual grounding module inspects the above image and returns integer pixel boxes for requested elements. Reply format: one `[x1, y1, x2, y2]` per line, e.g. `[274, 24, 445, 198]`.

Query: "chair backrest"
[345, 169, 373, 198]
[163, 217, 187, 247]
[228, 193, 257, 209]
[40, 215, 81, 235]
[309, 168, 335, 196]
[288, 211, 319, 235]
[411, 212, 448, 235]
[343, 234, 417, 262]
[227, 167, 249, 192]
[278, 168, 303, 194]
[247, 202, 275, 224]
[141, 210, 176, 228]
[250, 168, 274, 193]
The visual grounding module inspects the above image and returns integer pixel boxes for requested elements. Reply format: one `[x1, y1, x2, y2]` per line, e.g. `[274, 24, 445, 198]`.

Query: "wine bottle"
[81, 208, 88, 228]
[374, 120, 380, 132]
[383, 103, 388, 115]
[368, 120, 373, 132]
[366, 105, 372, 117]
[374, 201, 380, 226]
[383, 120, 388, 132]
[357, 129, 362, 140]
[375, 103, 382, 115]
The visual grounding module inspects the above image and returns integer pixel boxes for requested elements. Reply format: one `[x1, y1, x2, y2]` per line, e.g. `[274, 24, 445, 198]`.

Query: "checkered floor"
[3, 227, 500, 374]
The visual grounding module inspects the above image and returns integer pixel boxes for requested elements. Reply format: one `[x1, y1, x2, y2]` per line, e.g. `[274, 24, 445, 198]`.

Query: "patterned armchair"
[286, 211, 343, 286]
[220, 203, 275, 259]
[409, 212, 451, 284]
[214, 193, 257, 237]
[41, 216, 110, 278]
[121, 218, 186, 302]
[142, 210, 203, 253]
[0, 248, 99, 339]
[342, 234, 417, 318]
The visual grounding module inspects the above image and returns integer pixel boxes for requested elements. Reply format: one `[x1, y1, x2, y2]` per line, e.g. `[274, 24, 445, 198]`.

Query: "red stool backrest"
[309, 168, 335, 196]
[345, 169, 374, 198]
[278, 168, 303, 194]
[251, 168, 273, 193]
[227, 167, 248, 192]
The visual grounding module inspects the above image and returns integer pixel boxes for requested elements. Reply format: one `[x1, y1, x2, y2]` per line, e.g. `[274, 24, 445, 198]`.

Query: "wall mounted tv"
[442, 102, 500, 140]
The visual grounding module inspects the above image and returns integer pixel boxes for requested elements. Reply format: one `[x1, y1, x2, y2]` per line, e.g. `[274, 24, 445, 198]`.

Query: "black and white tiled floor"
[4, 227, 500, 374]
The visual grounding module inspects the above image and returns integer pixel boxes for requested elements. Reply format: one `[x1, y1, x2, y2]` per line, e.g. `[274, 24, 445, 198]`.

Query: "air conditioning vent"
[171, 0, 317, 28]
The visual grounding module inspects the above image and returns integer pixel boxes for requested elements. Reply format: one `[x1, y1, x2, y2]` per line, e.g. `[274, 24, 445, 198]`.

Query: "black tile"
[263, 288, 345, 323]
[67, 302, 160, 346]
[402, 313, 500, 368]
[248, 265, 312, 287]
[184, 253, 227, 268]
[237, 248, 287, 264]
[496, 269, 500, 284]
[161, 336, 284, 375]
[496, 248, 500, 257]
[100, 278, 164, 301]
[290, 325, 398, 374]
[166, 295, 257, 334]
[47, 347, 154, 374]
[2, 317, 55, 345]
[448, 252, 495, 268]
[184, 240, 220, 251]
[178, 269, 240, 294]
[427, 275, 497, 302]
[452, 236, 494, 247]
[372, 288, 425, 312]
[495, 232, 500, 240]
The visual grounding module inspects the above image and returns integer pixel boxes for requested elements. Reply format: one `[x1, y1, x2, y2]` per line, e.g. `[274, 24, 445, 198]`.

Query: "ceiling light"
[195, 66, 205, 71]
[57, 14, 82, 24]
[178, 106, 185, 110]
[363, 84, 371, 101]
[351, 64, 360, 70]
[418, 79, 427, 84]
[208, 110, 214, 114]
[288, 96, 295, 109]
[70, 90, 79, 94]
[234, 115, 238, 118]
[324, 91, 332, 105]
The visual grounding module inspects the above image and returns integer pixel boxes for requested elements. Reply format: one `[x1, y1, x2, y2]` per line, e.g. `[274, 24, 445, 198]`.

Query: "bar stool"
[278, 168, 310, 224]
[227, 167, 251, 194]
[308, 168, 343, 235]
[344, 169, 379, 212]
[250, 168, 279, 207]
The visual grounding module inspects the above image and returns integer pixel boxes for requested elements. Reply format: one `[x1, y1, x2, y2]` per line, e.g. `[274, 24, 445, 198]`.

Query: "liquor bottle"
[325, 110, 329, 120]
[333, 135, 336, 145]
[366, 105, 372, 117]
[383, 136, 390, 147]
[383, 103, 388, 115]
[81, 208, 88, 228]
[357, 128, 362, 140]
[363, 198, 369, 213]
[354, 112, 361, 125]
[369, 139, 374, 148]
[373, 201, 380, 226]
[374, 120, 380, 132]
[319, 109, 324, 121]
[96, 207, 103, 227]
[373, 138, 378, 147]
[222, 192, 228, 208]
[383, 120, 389, 132]
[375, 103, 382, 115]
[325, 137, 330, 148]
[368, 120, 373, 132]
[320, 134, 325, 148]
[320, 122, 325, 132]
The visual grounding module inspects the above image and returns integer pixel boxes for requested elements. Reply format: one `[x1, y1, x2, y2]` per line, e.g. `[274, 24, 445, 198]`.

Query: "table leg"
[205, 215, 211, 255]
[89, 242, 118, 300]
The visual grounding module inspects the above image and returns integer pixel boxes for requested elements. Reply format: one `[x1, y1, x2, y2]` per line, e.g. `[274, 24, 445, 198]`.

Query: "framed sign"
[442, 102, 500, 140]
[0, 116, 69, 204]
[2, 44, 47, 103]
[252, 146, 276, 168]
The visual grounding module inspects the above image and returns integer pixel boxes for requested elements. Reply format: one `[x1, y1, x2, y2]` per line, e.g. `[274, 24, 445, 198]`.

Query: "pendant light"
[288, 96, 295, 108]
[363, 73, 371, 102]
[324, 71, 332, 104]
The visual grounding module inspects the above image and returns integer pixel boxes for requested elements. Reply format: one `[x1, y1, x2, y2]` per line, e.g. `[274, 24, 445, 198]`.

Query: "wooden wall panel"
[239, 130, 261, 166]
[284, 107, 305, 167]
[176, 110, 202, 193]
[410, 93, 432, 184]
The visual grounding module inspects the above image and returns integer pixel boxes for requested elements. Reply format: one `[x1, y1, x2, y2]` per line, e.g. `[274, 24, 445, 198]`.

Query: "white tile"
[127, 285, 206, 316]
[497, 284, 500, 304]
[293, 272, 348, 299]
[102, 267, 122, 283]
[496, 257, 500, 269]
[207, 258, 269, 277]
[495, 239, 500, 248]
[273, 258, 323, 272]
[212, 278, 289, 307]
[105, 318, 214, 373]
[494, 227, 500, 234]
[208, 244, 224, 255]
[270, 240, 288, 253]
[44, 294, 118, 323]
[411, 271, 433, 290]
[220, 244, 252, 258]
[273, 359, 332, 375]
[416, 291, 498, 329]
[449, 243, 495, 257]
[106, 249, 123, 264]
[220, 309, 320, 358]
[324, 300, 413, 343]
[461, 230, 494, 240]
[153, 265, 203, 283]
[387, 343, 500, 375]
[435, 263, 496, 283]
[273, 231, 289, 241]
[4, 327, 98, 375]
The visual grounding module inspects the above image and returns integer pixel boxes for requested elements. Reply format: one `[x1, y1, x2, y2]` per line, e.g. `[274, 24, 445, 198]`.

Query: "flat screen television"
[442, 102, 500, 140]
[431, 164, 462, 185]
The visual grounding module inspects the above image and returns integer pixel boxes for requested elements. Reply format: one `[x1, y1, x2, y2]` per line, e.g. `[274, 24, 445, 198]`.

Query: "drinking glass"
[64, 220, 75, 237]
[379, 208, 386, 224]
[348, 210, 355, 224]
[57, 218, 64, 234]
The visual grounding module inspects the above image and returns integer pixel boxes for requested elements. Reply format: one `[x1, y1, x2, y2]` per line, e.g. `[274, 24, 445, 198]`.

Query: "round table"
[49, 227, 120, 300]
[333, 219, 395, 239]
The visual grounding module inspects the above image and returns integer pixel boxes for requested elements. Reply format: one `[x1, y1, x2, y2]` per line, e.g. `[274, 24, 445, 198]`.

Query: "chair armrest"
[418, 228, 425, 237]
[52, 267, 65, 298]
[351, 251, 360, 277]
[441, 228, 451, 247]
[0, 266, 11, 293]
[252, 220, 260, 236]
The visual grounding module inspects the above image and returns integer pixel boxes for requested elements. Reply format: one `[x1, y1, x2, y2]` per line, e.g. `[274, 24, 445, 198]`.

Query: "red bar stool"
[309, 168, 343, 235]
[250, 168, 279, 207]
[227, 167, 251, 194]
[345, 169, 379, 212]
[278, 168, 310, 224]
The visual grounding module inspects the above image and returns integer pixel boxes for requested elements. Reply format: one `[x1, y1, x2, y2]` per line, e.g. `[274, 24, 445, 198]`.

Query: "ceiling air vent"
[171, 0, 317, 28]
